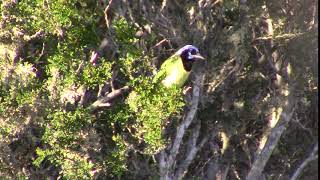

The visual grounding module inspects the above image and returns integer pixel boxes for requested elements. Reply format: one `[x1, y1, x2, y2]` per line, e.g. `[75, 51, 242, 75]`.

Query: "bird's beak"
[191, 53, 205, 60]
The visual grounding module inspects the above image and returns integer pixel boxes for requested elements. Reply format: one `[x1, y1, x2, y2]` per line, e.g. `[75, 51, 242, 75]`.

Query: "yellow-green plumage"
[127, 45, 204, 112]
[126, 45, 204, 153]
[153, 55, 190, 88]
[127, 55, 188, 112]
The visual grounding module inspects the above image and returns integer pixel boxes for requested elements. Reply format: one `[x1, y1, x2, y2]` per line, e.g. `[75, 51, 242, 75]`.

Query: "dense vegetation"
[0, 0, 318, 179]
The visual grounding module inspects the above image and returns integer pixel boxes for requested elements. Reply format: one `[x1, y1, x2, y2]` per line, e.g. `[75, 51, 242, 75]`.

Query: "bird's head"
[175, 45, 205, 61]
[175, 45, 205, 71]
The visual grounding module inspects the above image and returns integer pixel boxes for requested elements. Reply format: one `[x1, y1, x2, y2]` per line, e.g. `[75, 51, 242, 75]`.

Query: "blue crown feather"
[175, 45, 199, 56]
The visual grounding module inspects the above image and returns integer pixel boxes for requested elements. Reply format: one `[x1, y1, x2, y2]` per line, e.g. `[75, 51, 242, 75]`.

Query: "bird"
[126, 45, 204, 112]
[153, 44, 205, 88]
[125, 45, 205, 152]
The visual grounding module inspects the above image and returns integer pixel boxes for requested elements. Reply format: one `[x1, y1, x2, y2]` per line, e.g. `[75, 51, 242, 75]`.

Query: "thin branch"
[159, 66, 204, 180]
[290, 143, 318, 180]
[152, 39, 169, 49]
[174, 123, 209, 180]
[291, 117, 315, 140]
[89, 86, 130, 111]
[206, 58, 236, 93]
[169, 71, 202, 162]
[254, 33, 304, 41]
[161, 0, 168, 12]
[37, 42, 46, 60]
[24, 30, 45, 41]
[246, 95, 297, 180]
[104, 0, 115, 28]
[75, 62, 84, 75]
[221, 164, 230, 180]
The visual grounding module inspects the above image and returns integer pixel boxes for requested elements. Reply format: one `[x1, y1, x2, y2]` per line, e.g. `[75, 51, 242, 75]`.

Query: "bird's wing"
[153, 55, 180, 84]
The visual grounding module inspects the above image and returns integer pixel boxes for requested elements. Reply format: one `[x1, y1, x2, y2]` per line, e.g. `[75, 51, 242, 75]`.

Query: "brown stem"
[89, 86, 130, 111]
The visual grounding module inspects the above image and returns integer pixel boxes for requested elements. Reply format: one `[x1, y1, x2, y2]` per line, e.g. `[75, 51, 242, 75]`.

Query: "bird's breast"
[162, 67, 190, 88]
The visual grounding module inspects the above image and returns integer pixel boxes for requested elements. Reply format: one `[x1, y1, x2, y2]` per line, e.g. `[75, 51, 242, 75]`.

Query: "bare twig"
[206, 58, 236, 93]
[37, 42, 46, 60]
[254, 33, 304, 41]
[221, 164, 230, 180]
[161, 0, 168, 12]
[290, 143, 318, 180]
[308, 0, 317, 30]
[174, 123, 209, 180]
[104, 0, 115, 28]
[89, 86, 130, 111]
[24, 30, 45, 41]
[152, 39, 169, 49]
[292, 117, 315, 140]
[75, 62, 84, 75]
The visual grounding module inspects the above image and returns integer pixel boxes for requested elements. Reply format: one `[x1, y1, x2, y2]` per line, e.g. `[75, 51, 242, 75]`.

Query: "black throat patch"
[180, 53, 194, 72]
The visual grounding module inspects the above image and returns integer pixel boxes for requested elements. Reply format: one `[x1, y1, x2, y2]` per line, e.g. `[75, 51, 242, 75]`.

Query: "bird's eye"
[190, 49, 197, 55]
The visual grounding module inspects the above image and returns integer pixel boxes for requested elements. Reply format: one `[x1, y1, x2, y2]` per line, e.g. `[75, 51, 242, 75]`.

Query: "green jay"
[153, 45, 205, 88]
[127, 45, 204, 112]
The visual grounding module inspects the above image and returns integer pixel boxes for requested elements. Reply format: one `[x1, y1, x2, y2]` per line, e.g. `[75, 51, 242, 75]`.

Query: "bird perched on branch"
[153, 44, 205, 88]
[125, 45, 205, 152]
[127, 45, 205, 112]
